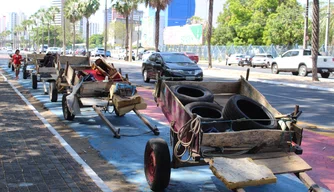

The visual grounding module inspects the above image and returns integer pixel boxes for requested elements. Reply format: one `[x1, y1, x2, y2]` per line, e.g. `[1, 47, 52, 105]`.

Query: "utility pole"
[104, 0, 107, 57]
[62, 0, 66, 55]
[303, 0, 309, 49]
[325, 0, 330, 54]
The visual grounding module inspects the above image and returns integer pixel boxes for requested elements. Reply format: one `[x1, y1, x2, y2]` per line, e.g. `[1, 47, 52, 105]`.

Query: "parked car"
[91, 48, 105, 57]
[142, 50, 155, 61]
[271, 49, 334, 78]
[46, 47, 62, 54]
[226, 54, 245, 66]
[142, 52, 203, 83]
[238, 55, 253, 67]
[184, 52, 199, 63]
[252, 54, 274, 68]
[106, 50, 111, 57]
[75, 48, 86, 56]
[39, 44, 48, 53]
[118, 50, 135, 61]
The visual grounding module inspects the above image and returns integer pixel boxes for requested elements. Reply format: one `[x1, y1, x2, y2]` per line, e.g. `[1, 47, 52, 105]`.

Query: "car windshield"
[98, 49, 104, 51]
[161, 54, 194, 63]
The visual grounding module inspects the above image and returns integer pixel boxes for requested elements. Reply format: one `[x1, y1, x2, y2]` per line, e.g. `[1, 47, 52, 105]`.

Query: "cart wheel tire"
[143, 69, 150, 83]
[23, 67, 27, 79]
[11, 64, 14, 71]
[170, 85, 214, 105]
[144, 138, 171, 191]
[8, 62, 11, 68]
[292, 72, 299, 76]
[222, 94, 278, 131]
[32, 74, 38, 89]
[49, 81, 58, 102]
[62, 94, 75, 120]
[185, 102, 228, 132]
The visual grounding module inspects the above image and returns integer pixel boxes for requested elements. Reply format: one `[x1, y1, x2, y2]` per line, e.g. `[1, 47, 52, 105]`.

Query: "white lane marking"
[0, 72, 112, 192]
[262, 93, 294, 100]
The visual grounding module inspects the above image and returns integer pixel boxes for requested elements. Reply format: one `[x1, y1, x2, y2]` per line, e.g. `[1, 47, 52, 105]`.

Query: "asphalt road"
[0, 54, 333, 191]
[111, 60, 334, 128]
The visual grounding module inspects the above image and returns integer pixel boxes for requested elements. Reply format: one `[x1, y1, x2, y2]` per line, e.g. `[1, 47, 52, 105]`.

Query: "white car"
[118, 50, 136, 61]
[142, 50, 155, 61]
[46, 47, 62, 54]
[251, 54, 274, 68]
[91, 48, 105, 57]
[226, 54, 245, 66]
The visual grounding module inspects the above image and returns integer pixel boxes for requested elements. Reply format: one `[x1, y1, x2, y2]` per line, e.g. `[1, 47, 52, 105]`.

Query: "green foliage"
[213, 0, 304, 46]
[89, 34, 104, 47]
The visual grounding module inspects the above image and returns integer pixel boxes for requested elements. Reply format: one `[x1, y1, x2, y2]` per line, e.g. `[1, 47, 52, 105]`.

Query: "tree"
[89, 34, 104, 47]
[109, 21, 127, 47]
[78, 0, 100, 55]
[144, 0, 172, 51]
[64, 0, 83, 55]
[37, 8, 47, 52]
[48, 6, 60, 47]
[263, 1, 304, 46]
[207, 0, 214, 68]
[312, 0, 320, 81]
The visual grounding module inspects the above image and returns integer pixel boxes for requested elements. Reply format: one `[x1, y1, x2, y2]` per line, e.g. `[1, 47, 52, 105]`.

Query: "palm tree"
[78, 0, 100, 56]
[47, 6, 60, 47]
[312, 0, 320, 81]
[112, 0, 140, 61]
[65, 0, 83, 56]
[21, 19, 34, 49]
[37, 8, 47, 52]
[144, 0, 172, 52]
[207, 0, 214, 68]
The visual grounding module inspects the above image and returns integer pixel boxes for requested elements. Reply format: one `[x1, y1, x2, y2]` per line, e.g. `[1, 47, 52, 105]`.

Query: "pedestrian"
[12, 49, 23, 80]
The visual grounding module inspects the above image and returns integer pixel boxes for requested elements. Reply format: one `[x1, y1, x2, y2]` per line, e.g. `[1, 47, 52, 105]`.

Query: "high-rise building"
[0, 15, 7, 33]
[51, 0, 62, 25]
[141, 7, 165, 48]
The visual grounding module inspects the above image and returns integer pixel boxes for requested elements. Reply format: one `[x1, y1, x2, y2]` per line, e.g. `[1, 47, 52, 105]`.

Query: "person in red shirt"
[12, 49, 23, 79]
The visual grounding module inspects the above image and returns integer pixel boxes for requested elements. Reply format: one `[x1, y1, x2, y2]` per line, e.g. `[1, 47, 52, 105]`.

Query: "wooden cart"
[143, 75, 321, 192]
[61, 61, 160, 138]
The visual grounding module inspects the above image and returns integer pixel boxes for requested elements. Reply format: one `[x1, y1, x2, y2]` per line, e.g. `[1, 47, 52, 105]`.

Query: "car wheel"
[292, 72, 299, 76]
[271, 64, 279, 74]
[320, 72, 330, 78]
[222, 94, 278, 131]
[253, 65, 256, 68]
[298, 65, 307, 77]
[143, 69, 150, 83]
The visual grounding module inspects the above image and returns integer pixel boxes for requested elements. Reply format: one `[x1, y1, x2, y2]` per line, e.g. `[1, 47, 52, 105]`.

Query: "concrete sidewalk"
[0, 77, 106, 191]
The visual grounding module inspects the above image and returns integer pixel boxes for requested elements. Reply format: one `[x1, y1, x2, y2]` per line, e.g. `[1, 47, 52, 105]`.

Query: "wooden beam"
[297, 172, 323, 192]
[93, 105, 120, 138]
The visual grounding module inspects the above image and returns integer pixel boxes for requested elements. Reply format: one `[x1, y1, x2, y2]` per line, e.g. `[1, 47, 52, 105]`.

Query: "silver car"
[252, 54, 274, 68]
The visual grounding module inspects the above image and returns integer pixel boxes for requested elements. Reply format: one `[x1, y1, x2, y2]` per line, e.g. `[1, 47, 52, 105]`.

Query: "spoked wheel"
[49, 81, 58, 102]
[144, 138, 171, 191]
[62, 94, 75, 120]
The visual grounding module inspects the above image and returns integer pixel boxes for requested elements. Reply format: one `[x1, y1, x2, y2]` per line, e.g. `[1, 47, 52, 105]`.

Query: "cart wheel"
[49, 81, 58, 102]
[23, 67, 27, 79]
[144, 138, 171, 191]
[114, 107, 125, 117]
[62, 94, 75, 120]
[32, 74, 38, 89]
[11, 64, 14, 71]
[8, 61, 11, 68]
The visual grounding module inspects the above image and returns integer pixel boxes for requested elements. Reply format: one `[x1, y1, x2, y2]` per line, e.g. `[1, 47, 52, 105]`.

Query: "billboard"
[163, 24, 203, 45]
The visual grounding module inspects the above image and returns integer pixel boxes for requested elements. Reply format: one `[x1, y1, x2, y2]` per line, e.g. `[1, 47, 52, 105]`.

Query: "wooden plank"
[209, 157, 277, 189]
[165, 81, 241, 94]
[39, 67, 57, 73]
[239, 77, 281, 117]
[93, 105, 120, 138]
[298, 172, 322, 192]
[59, 55, 89, 65]
[253, 154, 312, 174]
[202, 130, 293, 148]
[112, 94, 142, 109]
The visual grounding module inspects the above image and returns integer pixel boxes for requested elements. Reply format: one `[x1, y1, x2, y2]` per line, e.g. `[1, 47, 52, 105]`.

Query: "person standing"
[12, 49, 23, 79]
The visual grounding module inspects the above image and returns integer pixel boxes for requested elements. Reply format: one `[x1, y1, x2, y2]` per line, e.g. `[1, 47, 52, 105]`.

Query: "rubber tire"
[144, 138, 171, 191]
[271, 64, 279, 74]
[223, 94, 278, 131]
[49, 81, 58, 102]
[62, 94, 75, 120]
[11, 64, 14, 71]
[23, 66, 28, 79]
[32, 74, 37, 89]
[298, 65, 307, 77]
[8, 61, 11, 68]
[292, 72, 299, 76]
[253, 65, 256, 68]
[170, 85, 214, 105]
[321, 72, 330, 78]
[185, 102, 228, 132]
[143, 69, 150, 83]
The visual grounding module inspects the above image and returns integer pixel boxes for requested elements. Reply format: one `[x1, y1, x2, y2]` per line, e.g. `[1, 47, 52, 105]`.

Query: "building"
[167, 0, 224, 27]
[51, 0, 62, 25]
[0, 15, 7, 33]
[141, 7, 165, 48]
